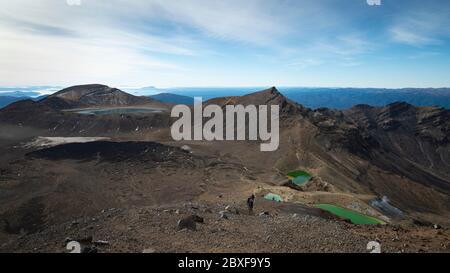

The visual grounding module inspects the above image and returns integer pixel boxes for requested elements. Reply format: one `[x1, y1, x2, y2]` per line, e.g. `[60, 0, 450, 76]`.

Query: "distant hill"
[124, 86, 162, 96]
[281, 87, 450, 109]
[149, 93, 194, 105]
[0, 96, 28, 109]
[0, 91, 41, 97]
[0, 86, 60, 97]
[0, 95, 48, 109]
[0, 86, 54, 109]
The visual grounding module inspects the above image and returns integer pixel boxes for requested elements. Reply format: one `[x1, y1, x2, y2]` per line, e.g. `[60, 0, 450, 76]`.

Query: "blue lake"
[74, 107, 163, 115]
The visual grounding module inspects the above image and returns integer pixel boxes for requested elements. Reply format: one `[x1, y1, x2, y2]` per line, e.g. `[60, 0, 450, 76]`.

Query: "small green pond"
[287, 170, 312, 186]
[315, 204, 386, 225]
[264, 193, 283, 202]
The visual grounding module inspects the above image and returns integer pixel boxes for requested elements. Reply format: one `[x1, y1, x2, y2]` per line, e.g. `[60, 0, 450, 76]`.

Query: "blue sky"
[1, 0, 450, 88]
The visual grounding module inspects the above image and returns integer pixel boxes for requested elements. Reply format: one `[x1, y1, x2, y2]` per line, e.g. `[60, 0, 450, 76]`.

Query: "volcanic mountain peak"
[47, 84, 152, 107]
[252, 86, 280, 95]
[51, 84, 111, 100]
[238, 86, 283, 104]
[202, 86, 305, 119]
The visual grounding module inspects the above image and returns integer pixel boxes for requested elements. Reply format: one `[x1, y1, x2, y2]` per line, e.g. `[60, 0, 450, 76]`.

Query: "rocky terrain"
[2, 201, 448, 253]
[0, 85, 449, 253]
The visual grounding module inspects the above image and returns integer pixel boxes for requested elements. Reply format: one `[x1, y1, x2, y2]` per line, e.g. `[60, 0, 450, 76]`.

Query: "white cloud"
[145, 0, 291, 46]
[0, 26, 183, 86]
[287, 59, 324, 69]
[0, 0, 301, 86]
[0, 0, 449, 87]
[0, 0, 206, 86]
[390, 26, 440, 46]
[66, 0, 82, 6]
[312, 34, 374, 56]
[388, 4, 450, 47]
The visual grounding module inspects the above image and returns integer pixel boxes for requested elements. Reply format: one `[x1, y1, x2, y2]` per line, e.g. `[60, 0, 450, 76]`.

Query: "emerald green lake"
[287, 170, 312, 186]
[264, 193, 283, 202]
[315, 204, 386, 225]
[72, 107, 163, 115]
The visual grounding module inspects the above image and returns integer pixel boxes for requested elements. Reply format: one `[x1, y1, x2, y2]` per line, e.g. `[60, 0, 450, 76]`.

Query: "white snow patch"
[24, 136, 110, 148]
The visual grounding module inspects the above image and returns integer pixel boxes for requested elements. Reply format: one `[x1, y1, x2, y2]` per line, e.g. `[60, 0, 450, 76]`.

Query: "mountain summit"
[48, 84, 153, 108]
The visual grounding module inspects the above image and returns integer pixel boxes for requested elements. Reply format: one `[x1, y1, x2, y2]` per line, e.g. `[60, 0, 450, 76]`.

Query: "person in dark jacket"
[247, 194, 255, 214]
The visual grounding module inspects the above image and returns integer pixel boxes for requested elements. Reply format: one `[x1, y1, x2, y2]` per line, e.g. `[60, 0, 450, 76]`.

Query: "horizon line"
[1, 85, 450, 91]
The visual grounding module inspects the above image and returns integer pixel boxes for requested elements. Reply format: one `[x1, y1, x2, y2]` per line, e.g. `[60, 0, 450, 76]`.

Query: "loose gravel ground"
[2, 201, 448, 253]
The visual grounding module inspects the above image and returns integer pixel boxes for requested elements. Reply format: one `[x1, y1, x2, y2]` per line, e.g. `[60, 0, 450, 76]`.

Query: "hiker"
[247, 194, 255, 214]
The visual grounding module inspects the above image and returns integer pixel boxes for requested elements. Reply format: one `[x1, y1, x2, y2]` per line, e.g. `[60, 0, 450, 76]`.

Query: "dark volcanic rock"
[177, 215, 204, 231]
[27, 141, 187, 163]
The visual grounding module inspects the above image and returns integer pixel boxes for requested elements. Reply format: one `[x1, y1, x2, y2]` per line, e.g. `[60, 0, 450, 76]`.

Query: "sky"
[1, 0, 450, 88]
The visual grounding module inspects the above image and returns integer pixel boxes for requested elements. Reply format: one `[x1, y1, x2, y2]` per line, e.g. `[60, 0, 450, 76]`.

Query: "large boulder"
[177, 215, 204, 231]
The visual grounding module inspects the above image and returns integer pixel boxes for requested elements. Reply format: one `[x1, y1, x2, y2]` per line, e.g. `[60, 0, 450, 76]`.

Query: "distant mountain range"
[148, 93, 194, 105]
[1, 86, 449, 109]
[0, 97, 25, 109]
[0, 86, 60, 97]
[0, 86, 58, 108]
[0, 95, 47, 108]
[280, 87, 450, 109]
[162, 87, 450, 109]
